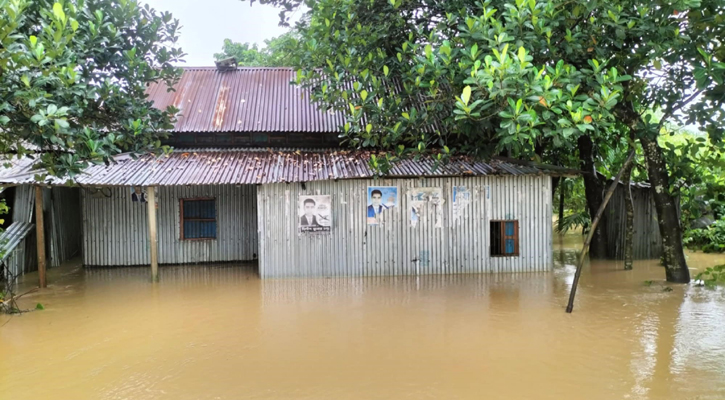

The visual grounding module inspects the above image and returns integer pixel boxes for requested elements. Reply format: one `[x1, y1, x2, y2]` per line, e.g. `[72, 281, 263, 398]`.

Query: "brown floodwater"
[1, 235, 724, 400]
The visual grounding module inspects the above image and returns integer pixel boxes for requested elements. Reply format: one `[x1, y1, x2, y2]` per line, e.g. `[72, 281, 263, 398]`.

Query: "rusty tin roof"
[147, 67, 344, 133]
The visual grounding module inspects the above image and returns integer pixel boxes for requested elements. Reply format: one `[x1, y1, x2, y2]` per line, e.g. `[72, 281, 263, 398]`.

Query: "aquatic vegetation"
[694, 264, 725, 288]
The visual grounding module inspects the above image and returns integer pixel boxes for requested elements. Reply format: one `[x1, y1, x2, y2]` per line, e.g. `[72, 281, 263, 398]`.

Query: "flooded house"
[0, 65, 578, 283]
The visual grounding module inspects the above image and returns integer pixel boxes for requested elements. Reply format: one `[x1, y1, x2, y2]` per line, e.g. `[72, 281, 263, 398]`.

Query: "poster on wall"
[367, 186, 398, 225]
[131, 186, 146, 202]
[298, 195, 332, 233]
[452, 186, 471, 221]
[408, 187, 445, 228]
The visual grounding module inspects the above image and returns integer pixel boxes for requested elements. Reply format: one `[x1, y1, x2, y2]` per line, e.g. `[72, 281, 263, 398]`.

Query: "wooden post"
[147, 186, 159, 282]
[34, 186, 47, 288]
[566, 151, 635, 313]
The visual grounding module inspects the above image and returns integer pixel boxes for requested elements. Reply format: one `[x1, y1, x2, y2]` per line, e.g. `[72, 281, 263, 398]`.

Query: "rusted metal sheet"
[81, 185, 258, 266]
[605, 183, 664, 260]
[0, 149, 566, 187]
[257, 175, 553, 278]
[146, 67, 345, 133]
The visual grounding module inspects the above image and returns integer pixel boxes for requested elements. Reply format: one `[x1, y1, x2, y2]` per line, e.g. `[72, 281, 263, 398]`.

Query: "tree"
[214, 32, 297, 67]
[0, 0, 184, 178]
[249, 0, 725, 282]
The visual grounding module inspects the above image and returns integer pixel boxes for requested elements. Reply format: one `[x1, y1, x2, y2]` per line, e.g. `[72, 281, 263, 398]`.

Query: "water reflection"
[0, 236, 724, 400]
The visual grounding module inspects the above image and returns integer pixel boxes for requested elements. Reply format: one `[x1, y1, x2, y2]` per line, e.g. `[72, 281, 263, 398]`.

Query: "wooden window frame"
[490, 220, 520, 257]
[180, 197, 217, 241]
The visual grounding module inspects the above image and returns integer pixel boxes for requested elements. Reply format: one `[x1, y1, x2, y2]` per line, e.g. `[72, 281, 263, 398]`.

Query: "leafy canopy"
[248, 0, 724, 170]
[214, 32, 298, 67]
[0, 0, 185, 178]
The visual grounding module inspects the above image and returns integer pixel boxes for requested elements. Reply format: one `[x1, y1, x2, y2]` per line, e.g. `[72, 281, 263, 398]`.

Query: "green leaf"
[461, 86, 471, 105]
[383, 65, 389, 77]
[36, 303, 45, 310]
[360, 90, 368, 101]
[424, 44, 432, 58]
[0, 116, 9, 125]
[53, 2, 66, 21]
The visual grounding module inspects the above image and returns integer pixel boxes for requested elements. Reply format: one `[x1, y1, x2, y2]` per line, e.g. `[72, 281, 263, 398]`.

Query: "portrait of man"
[300, 198, 320, 227]
[367, 186, 397, 225]
[298, 195, 332, 233]
[131, 186, 146, 203]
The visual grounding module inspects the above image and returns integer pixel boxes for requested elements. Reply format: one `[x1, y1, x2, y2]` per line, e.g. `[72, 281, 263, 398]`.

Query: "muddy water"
[1, 236, 724, 400]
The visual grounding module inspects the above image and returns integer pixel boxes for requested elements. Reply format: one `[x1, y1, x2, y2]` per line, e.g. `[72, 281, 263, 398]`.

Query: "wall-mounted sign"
[367, 186, 397, 225]
[453, 186, 471, 221]
[408, 187, 444, 228]
[131, 186, 146, 203]
[299, 195, 332, 233]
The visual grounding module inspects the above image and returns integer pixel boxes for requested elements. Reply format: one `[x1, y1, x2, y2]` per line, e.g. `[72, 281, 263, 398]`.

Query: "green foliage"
[661, 134, 725, 227]
[35, 303, 44, 310]
[684, 219, 725, 253]
[694, 264, 725, 288]
[555, 210, 590, 234]
[0, 0, 185, 178]
[283, 0, 636, 160]
[214, 32, 298, 67]
[249, 0, 724, 162]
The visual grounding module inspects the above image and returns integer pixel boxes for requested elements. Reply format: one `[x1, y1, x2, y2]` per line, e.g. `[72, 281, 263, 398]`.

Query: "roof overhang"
[0, 149, 578, 187]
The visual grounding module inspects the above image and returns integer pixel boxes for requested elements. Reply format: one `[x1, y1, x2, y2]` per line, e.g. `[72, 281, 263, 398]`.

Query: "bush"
[684, 219, 725, 253]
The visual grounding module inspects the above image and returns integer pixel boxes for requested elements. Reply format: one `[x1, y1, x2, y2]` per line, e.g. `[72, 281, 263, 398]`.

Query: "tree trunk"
[552, 176, 560, 201]
[578, 135, 609, 259]
[558, 178, 566, 233]
[639, 136, 690, 283]
[566, 151, 636, 313]
[622, 159, 635, 270]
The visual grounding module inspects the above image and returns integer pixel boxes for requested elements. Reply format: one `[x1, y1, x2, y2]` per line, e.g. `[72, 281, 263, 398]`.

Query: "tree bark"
[558, 178, 566, 233]
[622, 160, 635, 270]
[577, 135, 609, 259]
[639, 136, 690, 283]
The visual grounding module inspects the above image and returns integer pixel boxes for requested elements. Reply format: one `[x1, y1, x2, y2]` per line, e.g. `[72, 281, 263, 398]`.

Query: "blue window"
[490, 220, 519, 256]
[181, 198, 216, 240]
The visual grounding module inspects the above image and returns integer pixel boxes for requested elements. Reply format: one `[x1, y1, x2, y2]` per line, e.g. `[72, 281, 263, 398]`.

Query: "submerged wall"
[605, 184, 664, 260]
[5, 186, 82, 276]
[48, 187, 83, 267]
[81, 185, 258, 266]
[257, 175, 553, 278]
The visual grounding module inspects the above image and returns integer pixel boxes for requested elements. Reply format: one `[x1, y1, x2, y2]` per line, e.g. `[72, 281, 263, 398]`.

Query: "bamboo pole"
[566, 151, 635, 313]
[34, 186, 47, 288]
[147, 186, 159, 282]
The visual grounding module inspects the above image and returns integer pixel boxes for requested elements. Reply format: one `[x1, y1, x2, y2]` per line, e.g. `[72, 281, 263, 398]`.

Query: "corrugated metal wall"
[257, 175, 553, 278]
[6, 185, 36, 276]
[49, 187, 83, 267]
[5, 186, 83, 275]
[81, 185, 258, 266]
[605, 184, 663, 259]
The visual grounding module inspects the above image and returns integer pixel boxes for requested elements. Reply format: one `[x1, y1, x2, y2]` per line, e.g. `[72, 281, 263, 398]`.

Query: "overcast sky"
[141, 0, 296, 66]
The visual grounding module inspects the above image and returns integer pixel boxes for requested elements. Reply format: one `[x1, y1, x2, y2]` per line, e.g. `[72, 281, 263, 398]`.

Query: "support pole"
[34, 185, 47, 288]
[147, 186, 158, 282]
[566, 151, 635, 313]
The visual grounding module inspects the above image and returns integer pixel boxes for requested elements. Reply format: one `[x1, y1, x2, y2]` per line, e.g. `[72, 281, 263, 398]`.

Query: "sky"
[141, 0, 296, 66]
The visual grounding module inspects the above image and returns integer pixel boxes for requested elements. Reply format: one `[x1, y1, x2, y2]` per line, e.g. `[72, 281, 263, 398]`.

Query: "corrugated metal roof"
[147, 67, 345, 133]
[0, 149, 575, 187]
